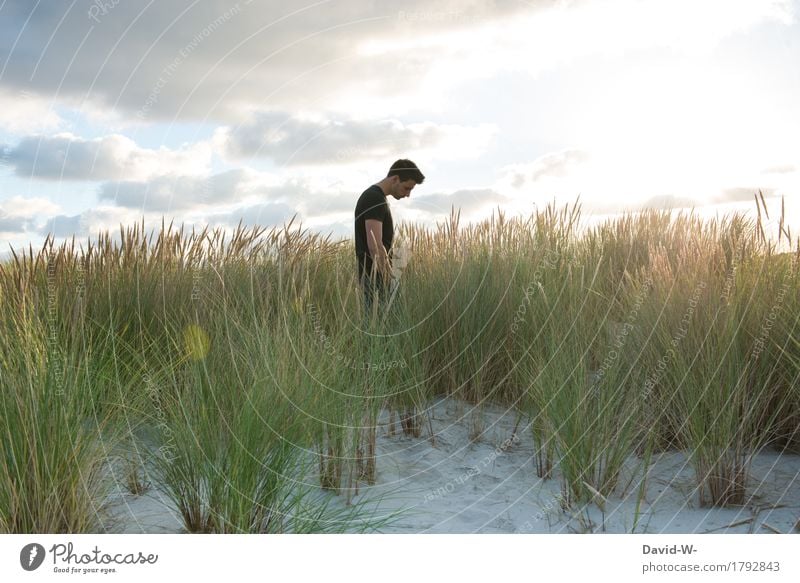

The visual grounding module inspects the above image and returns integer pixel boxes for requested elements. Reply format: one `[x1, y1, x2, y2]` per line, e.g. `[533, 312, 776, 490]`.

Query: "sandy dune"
[103, 396, 800, 534]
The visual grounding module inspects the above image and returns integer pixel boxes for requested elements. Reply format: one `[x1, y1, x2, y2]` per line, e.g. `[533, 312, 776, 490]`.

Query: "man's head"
[382, 159, 425, 200]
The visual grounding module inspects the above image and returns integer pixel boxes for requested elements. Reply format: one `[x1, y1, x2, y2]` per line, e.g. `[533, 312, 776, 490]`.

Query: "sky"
[1, 0, 799, 255]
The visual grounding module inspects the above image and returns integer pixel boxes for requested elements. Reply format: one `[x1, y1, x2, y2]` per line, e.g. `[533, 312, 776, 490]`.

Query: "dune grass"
[0, 297, 120, 532]
[1, 195, 798, 533]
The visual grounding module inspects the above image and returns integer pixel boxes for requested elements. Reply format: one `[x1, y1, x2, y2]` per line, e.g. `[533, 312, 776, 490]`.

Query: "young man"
[354, 159, 425, 313]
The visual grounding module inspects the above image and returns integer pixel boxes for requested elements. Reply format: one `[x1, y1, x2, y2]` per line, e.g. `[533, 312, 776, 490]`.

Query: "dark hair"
[387, 159, 425, 184]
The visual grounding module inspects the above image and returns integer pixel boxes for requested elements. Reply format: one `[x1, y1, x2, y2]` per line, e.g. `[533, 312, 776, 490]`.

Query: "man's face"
[391, 178, 417, 200]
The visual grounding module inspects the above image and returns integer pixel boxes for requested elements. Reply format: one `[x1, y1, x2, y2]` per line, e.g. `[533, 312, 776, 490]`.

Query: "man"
[354, 159, 425, 314]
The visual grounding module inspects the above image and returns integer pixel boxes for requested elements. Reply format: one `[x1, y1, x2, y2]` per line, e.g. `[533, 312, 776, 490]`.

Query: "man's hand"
[365, 219, 392, 280]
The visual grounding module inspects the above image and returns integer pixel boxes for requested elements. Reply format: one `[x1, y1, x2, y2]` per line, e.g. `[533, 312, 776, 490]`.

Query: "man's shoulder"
[356, 185, 387, 212]
[358, 184, 385, 200]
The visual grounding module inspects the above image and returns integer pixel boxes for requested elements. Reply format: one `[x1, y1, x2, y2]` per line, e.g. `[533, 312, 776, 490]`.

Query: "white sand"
[102, 396, 800, 534]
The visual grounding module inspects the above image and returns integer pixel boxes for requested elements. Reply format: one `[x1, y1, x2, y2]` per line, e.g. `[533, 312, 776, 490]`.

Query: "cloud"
[524, 150, 590, 188]
[96, 167, 343, 220]
[0, 195, 60, 217]
[38, 201, 324, 246]
[0, 196, 60, 236]
[216, 112, 495, 165]
[38, 206, 159, 240]
[313, 219, 351, 241]
[0, 89, 64, 133]
[209, 202, 299, 228]
[502, 149, 591, 190]
[40, 214, 84, 238]
[350, 0, 795, 116]
[640, 195, 699, 210]
[409, 188, 508, 216]
[0, 0, 792, 127]
[714, 187, 777, 204]
[0, 215, 30, 234]
[761, 164, 797, 175]
[0, 1, 534, 122]
[4, 133, 211, 181]
[98, 169, 252, 211]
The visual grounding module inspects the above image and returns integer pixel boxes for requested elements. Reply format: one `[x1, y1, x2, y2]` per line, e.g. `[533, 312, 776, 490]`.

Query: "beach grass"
[1, 195, 798, 533]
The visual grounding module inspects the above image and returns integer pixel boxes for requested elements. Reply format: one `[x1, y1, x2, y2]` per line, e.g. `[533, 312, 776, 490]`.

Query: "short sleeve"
[359, 188, 386, 222]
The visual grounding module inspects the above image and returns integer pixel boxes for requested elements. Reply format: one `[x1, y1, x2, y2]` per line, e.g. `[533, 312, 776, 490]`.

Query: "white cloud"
[207, 202, 299, 229]
[40, 206, 136, 239]
[640, 194, 701, 210]
[39, 214, 84, 238]
[0, 196, 60, 236]
[96, 165, 355, 221]
[346, 0, 795, 115]
[365, 0, 794, 69]
[40, 200, 301, 243]
[0, 215, 30, 234]
[98, 170, 250, 211]
[713, 187, 778, 204]
[497, 149, 595, 207]
[0, 90, 64, 134]
[215, 112, 496, 165]
[3, 0, 798, 248]
[0, 0, 793, 125]
[407, 188, 508, 219]
[502, 150, 591, 190]
[0, 1, 533, 122]
[762, 164, 797, 175]
[38, 210, 137, 240]
[0, 195, 60, 217]
[5, 133, 212, 181]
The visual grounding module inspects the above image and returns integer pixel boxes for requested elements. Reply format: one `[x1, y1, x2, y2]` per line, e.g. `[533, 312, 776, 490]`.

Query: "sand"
[101, 396, 800, 534]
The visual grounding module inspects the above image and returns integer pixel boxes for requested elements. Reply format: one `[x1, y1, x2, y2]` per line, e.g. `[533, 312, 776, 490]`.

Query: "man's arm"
[365, 219, 391, 281]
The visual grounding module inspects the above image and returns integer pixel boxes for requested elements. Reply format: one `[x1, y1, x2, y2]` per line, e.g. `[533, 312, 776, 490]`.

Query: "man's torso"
[354, 185, 393, 279]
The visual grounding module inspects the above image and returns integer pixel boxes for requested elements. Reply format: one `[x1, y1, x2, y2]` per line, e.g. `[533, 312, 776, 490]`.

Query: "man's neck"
[375, 178, 391, 197]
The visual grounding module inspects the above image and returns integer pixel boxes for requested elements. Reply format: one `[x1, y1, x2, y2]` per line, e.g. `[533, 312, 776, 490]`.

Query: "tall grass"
[1, 194, 798, 535]
[0, 298, 120, 532]
[635, 211, 799, 505]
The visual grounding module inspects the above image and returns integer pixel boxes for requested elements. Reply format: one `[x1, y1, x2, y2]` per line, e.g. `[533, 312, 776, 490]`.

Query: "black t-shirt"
[354, 184, 393, 280]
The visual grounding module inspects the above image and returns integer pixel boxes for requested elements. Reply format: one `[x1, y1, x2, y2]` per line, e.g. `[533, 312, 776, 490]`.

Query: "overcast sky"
[1, 0, 799, 253]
